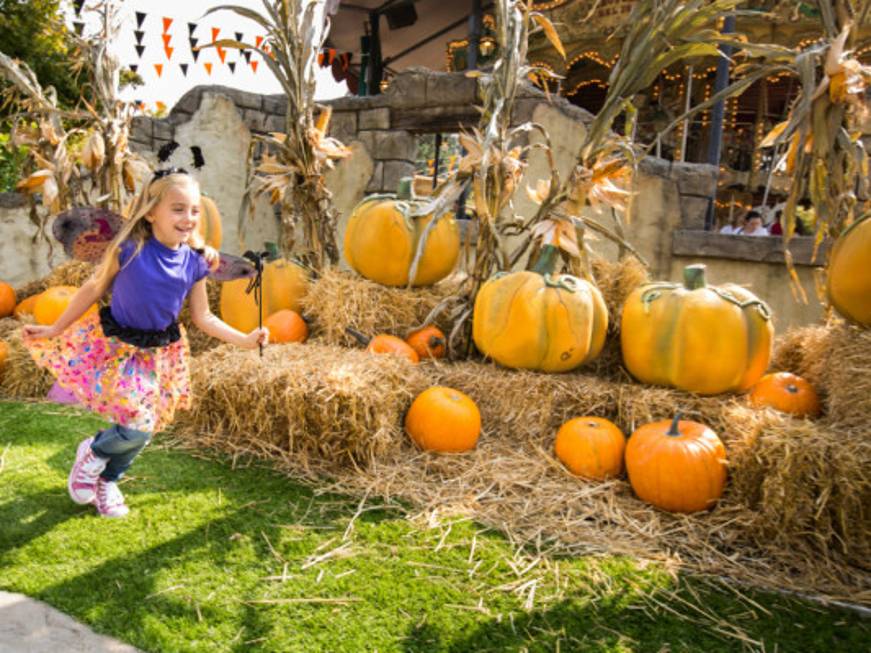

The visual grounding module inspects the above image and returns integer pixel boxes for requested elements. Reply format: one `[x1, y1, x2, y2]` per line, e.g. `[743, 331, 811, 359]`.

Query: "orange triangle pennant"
[164, 46, 174, 60]
[162, 34, 172, 47]
[250, 60, 259, 73]
[204, 62, 213, 76]
[255, 35, 264, 48]
[217, 47, 227, 64]
[154, 63, 163, 77]
[163, 17, 173, 33]
[212, 27, 221, 42]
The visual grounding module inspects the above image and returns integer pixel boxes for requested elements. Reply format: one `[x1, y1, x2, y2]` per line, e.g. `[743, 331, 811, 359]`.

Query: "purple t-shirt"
[110, 238, 209, 331]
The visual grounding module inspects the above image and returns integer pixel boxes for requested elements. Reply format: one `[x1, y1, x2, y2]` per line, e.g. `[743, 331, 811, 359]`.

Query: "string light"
[565, 79, 607, 96]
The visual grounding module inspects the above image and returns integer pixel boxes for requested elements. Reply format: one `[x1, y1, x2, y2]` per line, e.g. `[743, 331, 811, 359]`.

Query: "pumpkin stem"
[345, 326, 371, 346]
[264, 241, 280, 260]
[683, 265, 707, 290]
[667, 412, 682, 437]
[397, 177, 414, 201]
[532, 244, 560, 276]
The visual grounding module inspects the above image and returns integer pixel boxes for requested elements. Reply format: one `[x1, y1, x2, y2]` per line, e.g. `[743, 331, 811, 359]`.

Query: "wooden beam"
[671, 230, 828, 267]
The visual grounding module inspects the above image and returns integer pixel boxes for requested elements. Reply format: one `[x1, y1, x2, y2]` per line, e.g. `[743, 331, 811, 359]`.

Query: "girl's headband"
[152, 167, 189, 181]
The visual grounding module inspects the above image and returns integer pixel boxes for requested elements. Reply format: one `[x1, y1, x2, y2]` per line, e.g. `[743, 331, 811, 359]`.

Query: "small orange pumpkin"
[14, 293, 40, 319]
[554, 417, 626, 481]
[406, 325, 447, 359]
[625, 414, 727, 514]
[749, 372, 820, 417]
[33, 286, 97, 326]
[0, 282, 16, 318]
[263, 309, 308, 344]
[405, 386, 481, 452]
[346, 327, 420, 364]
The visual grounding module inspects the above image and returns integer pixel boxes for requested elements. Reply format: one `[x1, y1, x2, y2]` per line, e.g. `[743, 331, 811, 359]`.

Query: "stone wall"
[0, 69, 825, 329]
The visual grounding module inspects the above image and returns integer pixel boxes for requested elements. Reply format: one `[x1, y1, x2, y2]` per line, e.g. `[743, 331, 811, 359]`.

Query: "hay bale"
[430, 359, 748, 444]
[770, 324, 831, 387]
[0, 328, 52, 399]
[812, 323, 871, 431]
[300, 269, 456, 347]
[730, 415, 870, 568]
[174, 342, 430, 470]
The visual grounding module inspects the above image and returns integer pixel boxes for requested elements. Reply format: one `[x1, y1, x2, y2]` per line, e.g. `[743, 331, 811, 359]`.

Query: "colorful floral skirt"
[23, 312, 192, 433]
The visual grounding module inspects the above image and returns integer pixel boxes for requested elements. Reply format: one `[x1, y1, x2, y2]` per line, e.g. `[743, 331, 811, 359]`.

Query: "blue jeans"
[90, 424, 152, 481]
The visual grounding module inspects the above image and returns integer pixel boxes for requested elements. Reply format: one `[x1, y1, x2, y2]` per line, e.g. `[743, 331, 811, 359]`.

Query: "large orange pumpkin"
[625, 415, 727, 514]
[554, 417, 625, 481]
[0, 282, 16, 318]
[220, 258, 309, 333]
[343, 178, 460, 286]
[263, 309, 308, 343]
[473, 245, 608, 372]
[14, 293, 40, 319]
[406, 325, 447, 359]
[749, 372, 820, 417]
[33, 286, 97, 326]
[621, 264, 773, 395]
[827, 213, 871, 326]
[196, 195, 223, 249]
[405, 386, 481, 453]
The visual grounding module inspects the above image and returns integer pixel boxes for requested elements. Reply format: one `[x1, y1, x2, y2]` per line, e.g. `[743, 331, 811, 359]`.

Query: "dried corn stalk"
[202, 0, 349, 272]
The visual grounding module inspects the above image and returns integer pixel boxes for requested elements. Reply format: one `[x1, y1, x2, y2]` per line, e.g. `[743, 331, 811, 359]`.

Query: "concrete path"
[0, 591, 142, 653]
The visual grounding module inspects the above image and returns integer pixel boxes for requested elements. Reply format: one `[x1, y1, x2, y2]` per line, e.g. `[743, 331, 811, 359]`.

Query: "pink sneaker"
[68, 437, 108, 505]
[95, 478, 129, 518]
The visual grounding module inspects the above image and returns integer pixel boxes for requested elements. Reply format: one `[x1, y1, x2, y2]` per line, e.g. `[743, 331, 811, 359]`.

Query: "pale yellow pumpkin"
[343, 179, 460, 287]
[472, 245, 608, 373]
[220, 258, 309, 333]
[827, 213, 871, 326]
[621, 265, 773, 395]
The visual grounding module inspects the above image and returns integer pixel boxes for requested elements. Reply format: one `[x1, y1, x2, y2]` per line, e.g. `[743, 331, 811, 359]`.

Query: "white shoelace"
[79, 454, 107, 482]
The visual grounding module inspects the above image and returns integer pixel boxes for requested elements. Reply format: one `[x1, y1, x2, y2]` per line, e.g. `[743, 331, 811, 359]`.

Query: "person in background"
[719, 210, 747, 234]
[738, 210, 768, 236]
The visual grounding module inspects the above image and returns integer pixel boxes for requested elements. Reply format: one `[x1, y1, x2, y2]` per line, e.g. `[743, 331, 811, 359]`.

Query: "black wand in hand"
[243, 250, 270, 358]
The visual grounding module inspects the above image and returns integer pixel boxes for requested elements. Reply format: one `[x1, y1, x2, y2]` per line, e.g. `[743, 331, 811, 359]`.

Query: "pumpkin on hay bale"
[772, 321, 871, 430]
[173, 342, 430, 470]
[300, 268, 457, 348]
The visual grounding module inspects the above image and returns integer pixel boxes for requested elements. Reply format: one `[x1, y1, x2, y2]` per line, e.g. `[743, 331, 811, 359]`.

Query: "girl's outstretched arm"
[188, 279, 268, 350]
[22, 255, 119, 339]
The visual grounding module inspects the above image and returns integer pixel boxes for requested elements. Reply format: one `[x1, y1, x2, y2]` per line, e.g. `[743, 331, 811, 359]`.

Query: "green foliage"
[1, 401, 868, 653]
[0, 129, 28, 192]
[0, 0, 79, 109]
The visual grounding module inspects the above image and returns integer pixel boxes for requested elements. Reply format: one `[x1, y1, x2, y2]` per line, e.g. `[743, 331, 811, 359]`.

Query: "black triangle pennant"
[192, 48, 200, 62]
[243, 50, 252, 63]
[73, 21, 85, 36]
[188, 22, 197, 36]
[135, 12, 146, 29]
[180, 63, 189, 77]
[189, 37, 198, 50]
[129, 64, 138, 74]
[135, 45, 145, 58]
[228, 62, 236, 74]
[134, 30, 144, 44]
[235, 32, 243, 42]
[73, 0, 85, 16]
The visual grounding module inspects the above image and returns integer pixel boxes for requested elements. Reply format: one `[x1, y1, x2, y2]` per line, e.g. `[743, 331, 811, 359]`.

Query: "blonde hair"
[95, 172, 204, 286]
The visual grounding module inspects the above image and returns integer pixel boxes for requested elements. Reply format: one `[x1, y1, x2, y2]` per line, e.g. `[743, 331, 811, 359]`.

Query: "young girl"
[23, 169, 268, 518]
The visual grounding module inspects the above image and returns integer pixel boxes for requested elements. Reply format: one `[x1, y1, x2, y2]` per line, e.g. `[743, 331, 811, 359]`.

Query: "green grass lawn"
[0, 400, 867, 653]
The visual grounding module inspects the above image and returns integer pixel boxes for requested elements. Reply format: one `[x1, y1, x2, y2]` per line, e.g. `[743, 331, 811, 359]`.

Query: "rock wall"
[0, 69, 824, 329]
